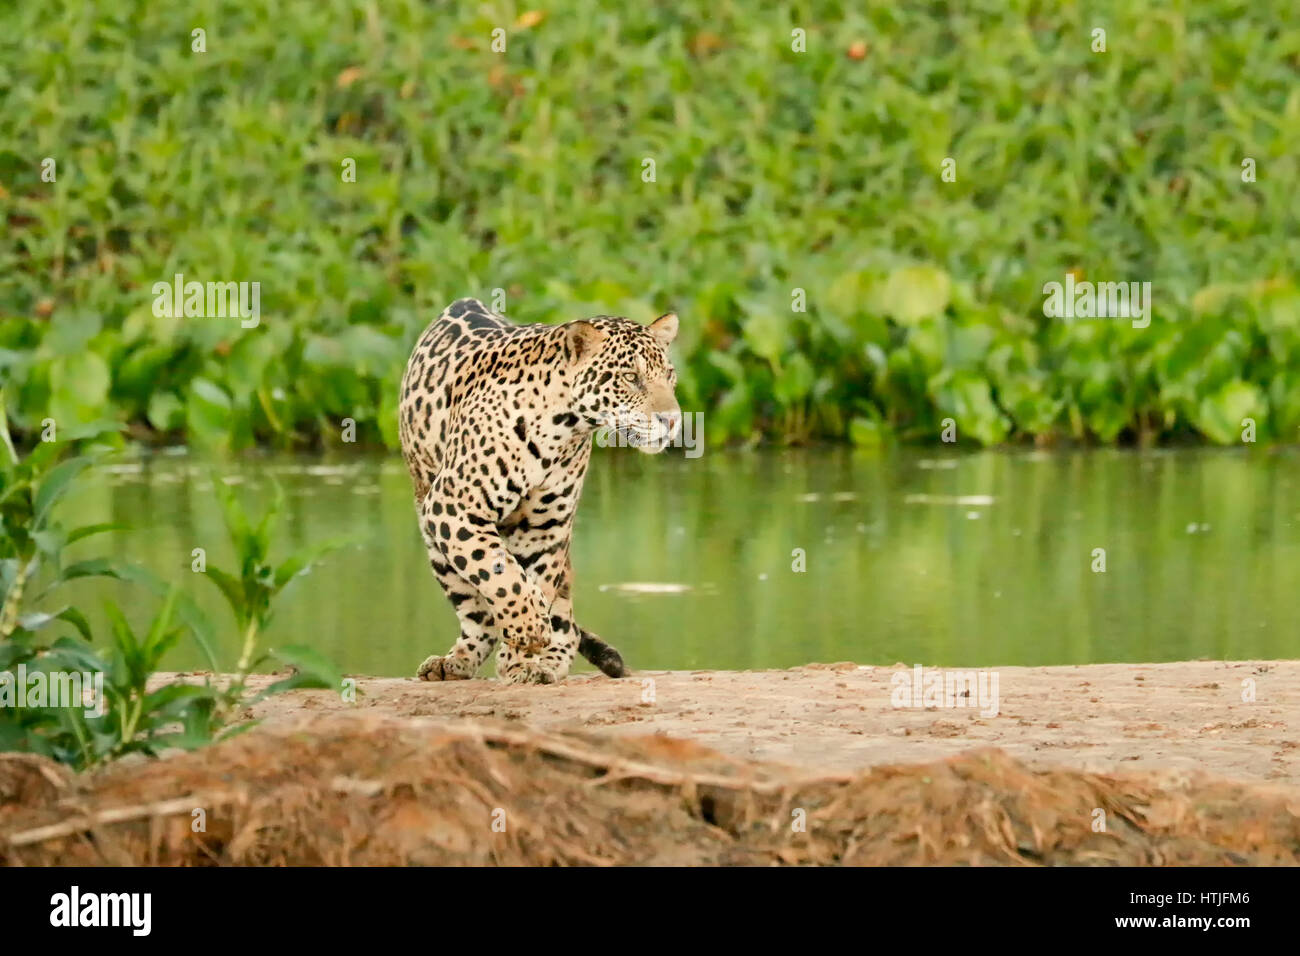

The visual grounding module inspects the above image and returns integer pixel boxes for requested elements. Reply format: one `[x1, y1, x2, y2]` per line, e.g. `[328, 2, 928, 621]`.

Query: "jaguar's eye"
[622, 371, 640, 387]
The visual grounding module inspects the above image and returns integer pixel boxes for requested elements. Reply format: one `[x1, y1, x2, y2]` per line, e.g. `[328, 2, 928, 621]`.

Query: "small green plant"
[0, 405, 126, 761]
[199, 477, 349, 721]
[0, 403, 347, 769]
[34, 590, 215, 766]
[0, 401, 122, 668]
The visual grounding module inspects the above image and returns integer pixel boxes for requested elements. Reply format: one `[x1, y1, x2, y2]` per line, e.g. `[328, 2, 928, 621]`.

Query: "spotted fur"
[399, 297, 682, 684]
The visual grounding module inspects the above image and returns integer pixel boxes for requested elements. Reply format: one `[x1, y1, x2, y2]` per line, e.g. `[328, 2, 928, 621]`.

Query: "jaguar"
[398, 297, 681, 684]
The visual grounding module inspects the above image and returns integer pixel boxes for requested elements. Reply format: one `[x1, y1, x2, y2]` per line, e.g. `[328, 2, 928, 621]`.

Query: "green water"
[65, 447, 1299, 676]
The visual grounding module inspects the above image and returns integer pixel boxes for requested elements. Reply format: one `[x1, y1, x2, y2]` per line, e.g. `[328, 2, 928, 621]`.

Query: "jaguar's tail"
[578, 629, 628, 678]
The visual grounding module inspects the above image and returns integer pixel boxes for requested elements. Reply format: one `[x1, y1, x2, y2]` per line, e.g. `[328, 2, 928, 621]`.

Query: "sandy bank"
[222, 659, 1299, 786]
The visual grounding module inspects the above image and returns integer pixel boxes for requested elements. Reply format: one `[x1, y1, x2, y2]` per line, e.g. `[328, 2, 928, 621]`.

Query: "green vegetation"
[0, 409, 345, 769]
[1, 1, 1297, 450]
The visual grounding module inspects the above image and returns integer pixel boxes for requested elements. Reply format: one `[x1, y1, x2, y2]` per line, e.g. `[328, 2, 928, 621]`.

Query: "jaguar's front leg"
[496, 506, 583, 685]
[429, 483, 554, 682]
[415, 493, 500, 680]
[491, 563, 577, 686]
[495, 582, 579, 685]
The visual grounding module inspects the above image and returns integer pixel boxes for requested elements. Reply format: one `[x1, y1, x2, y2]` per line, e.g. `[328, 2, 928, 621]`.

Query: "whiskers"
[594, 408, 680, 452]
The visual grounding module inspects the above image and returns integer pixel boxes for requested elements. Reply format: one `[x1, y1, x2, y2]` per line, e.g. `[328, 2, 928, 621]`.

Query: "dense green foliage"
[0, 414, 344, 768]
[1, 1, 1297, 449]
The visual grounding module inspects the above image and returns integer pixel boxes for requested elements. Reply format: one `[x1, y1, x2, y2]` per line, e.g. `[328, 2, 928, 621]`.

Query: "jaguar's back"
[398, 297, 564, 501]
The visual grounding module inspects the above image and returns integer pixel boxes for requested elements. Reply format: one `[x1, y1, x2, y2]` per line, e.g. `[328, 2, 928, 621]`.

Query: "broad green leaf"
[272, 535, 352, 590]
[1195, 380, 1265, 444]
[34, 456, 90, 521]
[882, 266, 952, 325]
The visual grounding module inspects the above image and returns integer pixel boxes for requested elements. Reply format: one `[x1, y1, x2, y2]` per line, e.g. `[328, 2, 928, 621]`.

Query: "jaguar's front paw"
[500, 660, 562, 685]
[417, 654, 474, 681]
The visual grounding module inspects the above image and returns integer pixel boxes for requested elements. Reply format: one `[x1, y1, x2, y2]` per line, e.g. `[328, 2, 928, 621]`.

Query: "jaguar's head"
[565, 312, 681, 453]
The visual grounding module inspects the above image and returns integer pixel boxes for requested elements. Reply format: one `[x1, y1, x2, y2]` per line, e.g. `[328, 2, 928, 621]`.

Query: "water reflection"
[62, 446, 1300, 676]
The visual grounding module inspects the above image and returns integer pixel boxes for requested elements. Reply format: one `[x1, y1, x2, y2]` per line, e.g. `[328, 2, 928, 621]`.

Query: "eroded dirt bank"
[4, 714, 1299, 865]
[4, 660, 1297, 866]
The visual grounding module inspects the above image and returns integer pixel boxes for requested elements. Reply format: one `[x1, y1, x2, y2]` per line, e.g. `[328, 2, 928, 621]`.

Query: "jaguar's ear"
[565, 320, 607, 366]
[648, 311, 678, 346]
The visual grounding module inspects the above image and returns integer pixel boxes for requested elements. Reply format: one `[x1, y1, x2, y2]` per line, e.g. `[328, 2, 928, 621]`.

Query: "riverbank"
[4, 659, 1298, 865]
[230, 659, 1298, 785]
